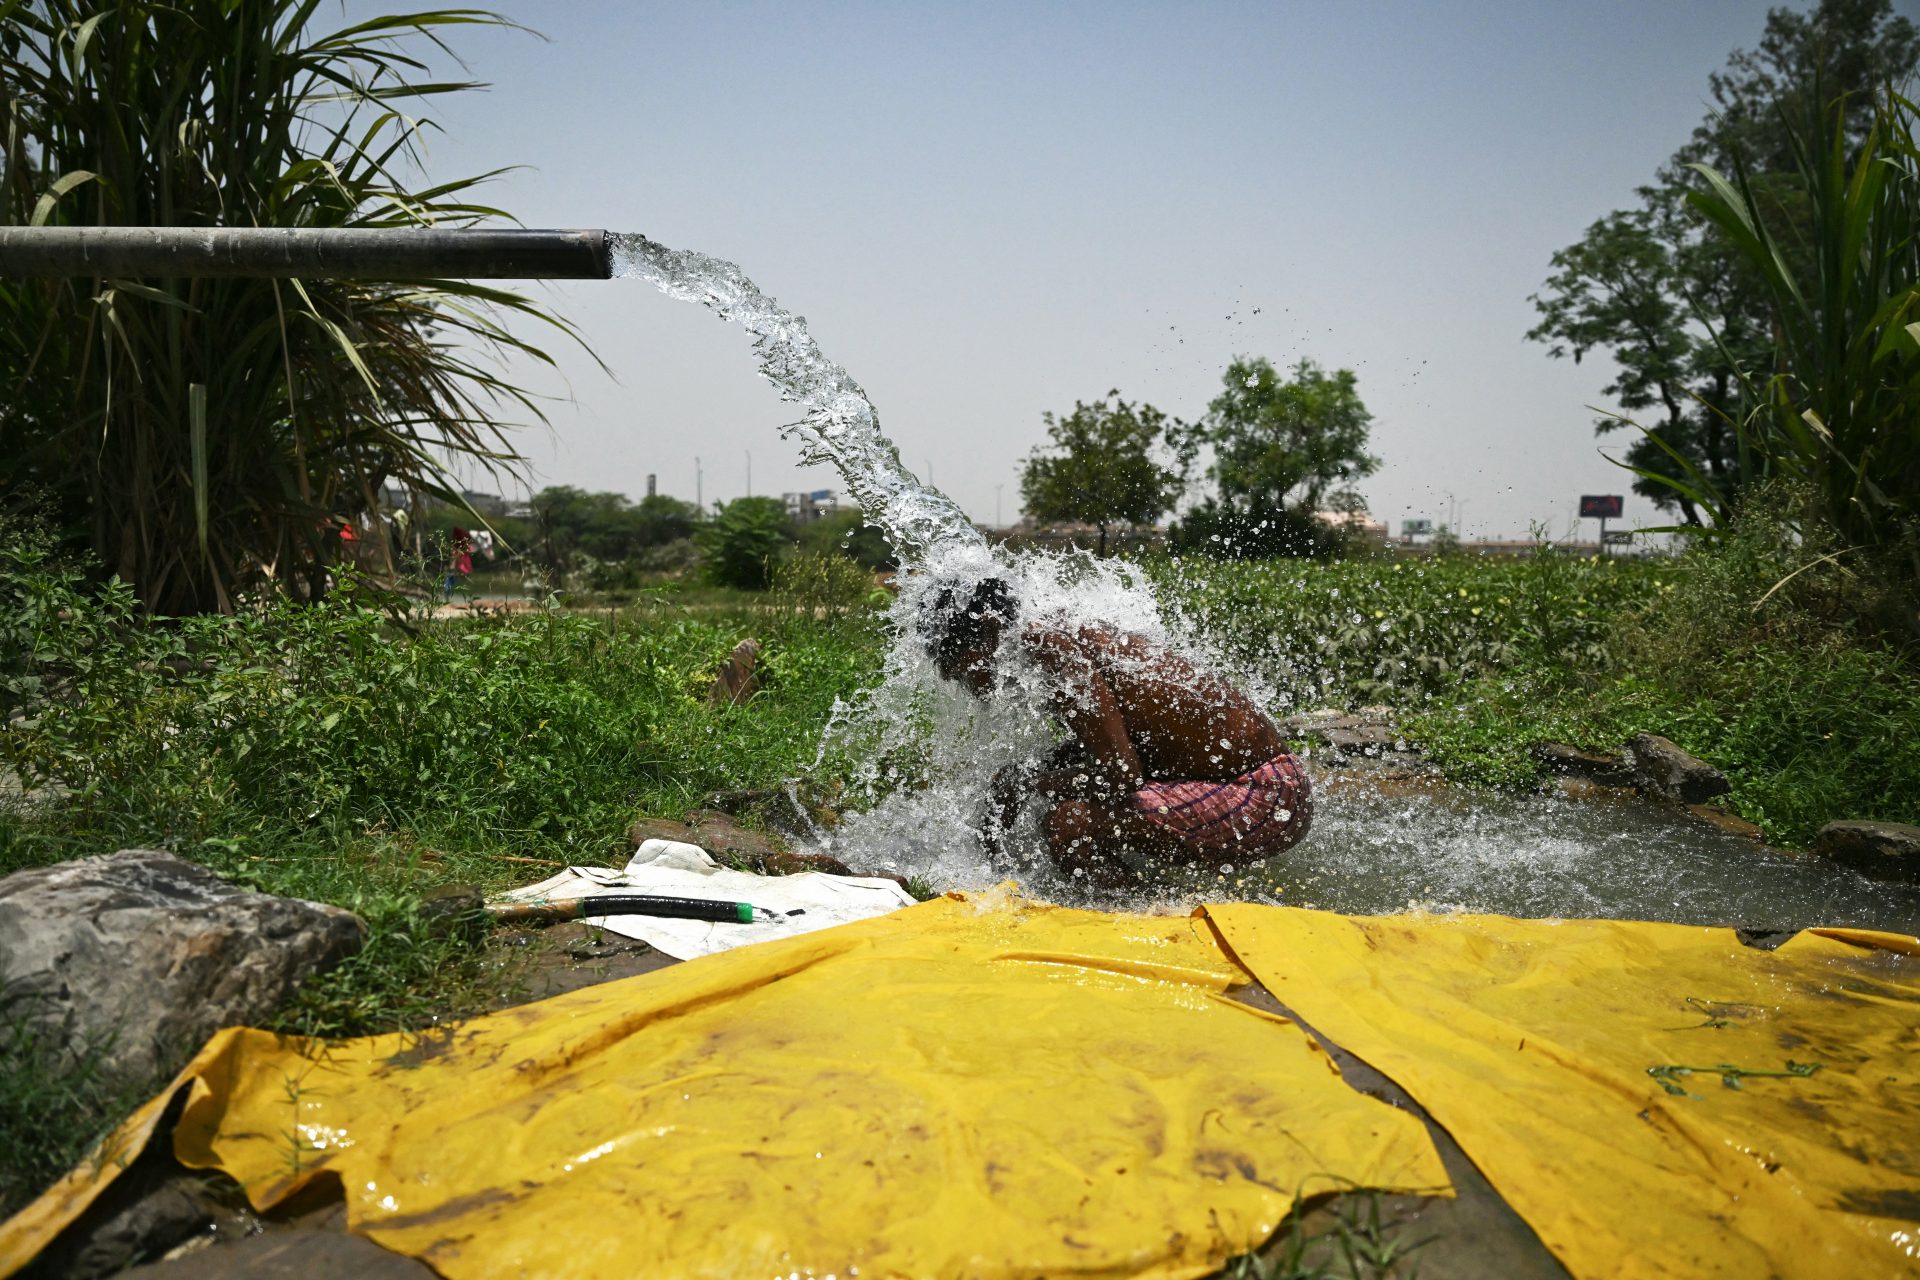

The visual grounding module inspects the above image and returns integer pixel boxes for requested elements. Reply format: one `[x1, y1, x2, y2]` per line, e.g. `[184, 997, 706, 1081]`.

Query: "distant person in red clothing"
[444, 527, 474, 599]
[922, 577, 1311, 888]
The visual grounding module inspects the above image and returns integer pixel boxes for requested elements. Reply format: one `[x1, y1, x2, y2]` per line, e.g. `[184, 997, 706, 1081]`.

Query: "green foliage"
[528, 486, 699, 581]
[1404, 502, 1920, 844]
[773, 551, 884, 621]
[1166, 501, 1347, 561]
[1191, 356, 1380, 513]
[1170, 357, 1379, 558]
[0, 531, 886, 886]
[795, 508, 897, 570]
[699, 497, 792, 590]
[1527, 0, 1918, 523]
[1154, 547, 1661, 706]
[1684, 88, 1920, 589]
[1019, 393, 1185, 555]
[0, 1, 583, 613]
[0, 996, 152, 1219]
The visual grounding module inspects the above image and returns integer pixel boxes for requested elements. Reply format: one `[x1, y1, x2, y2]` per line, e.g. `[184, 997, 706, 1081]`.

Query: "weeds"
[1222, 1189, 1427, 1280]
[0, 996, 156, 1219]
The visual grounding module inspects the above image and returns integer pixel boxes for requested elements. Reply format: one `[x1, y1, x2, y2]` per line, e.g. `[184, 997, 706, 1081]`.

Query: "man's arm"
[1024, 628, 1144, 795]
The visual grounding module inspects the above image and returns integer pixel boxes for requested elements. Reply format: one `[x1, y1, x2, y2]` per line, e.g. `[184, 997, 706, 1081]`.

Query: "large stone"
[0, 850, 364, 1093]
[1812, 820, 1920, 882]
[1529, 741, 1634, 788]
[1622, 733, 1730, 805]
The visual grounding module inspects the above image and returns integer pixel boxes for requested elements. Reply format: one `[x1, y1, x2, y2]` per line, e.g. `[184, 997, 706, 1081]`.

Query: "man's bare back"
[922, 577, 1311, 889]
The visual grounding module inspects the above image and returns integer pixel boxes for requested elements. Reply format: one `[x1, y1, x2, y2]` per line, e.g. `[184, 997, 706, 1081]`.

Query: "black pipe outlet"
[0, 227, 612, 280]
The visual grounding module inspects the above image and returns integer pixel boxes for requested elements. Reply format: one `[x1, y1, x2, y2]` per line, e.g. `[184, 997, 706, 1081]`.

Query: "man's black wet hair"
[922, 576, 1018, 670]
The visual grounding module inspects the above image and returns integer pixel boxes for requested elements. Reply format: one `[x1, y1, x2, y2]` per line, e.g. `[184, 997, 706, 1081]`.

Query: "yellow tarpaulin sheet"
[1203, 905, 1920, 1279]
[2, 895, 1446, 1280]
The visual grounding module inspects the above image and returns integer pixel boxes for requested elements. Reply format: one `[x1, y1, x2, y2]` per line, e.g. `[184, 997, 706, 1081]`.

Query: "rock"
[1529, 741, 1634, 787]
[626, 816, 702, 848]
[1550, 777, 1635, 803]
[1686, 804, 1765, 841]
[122, 1229, 437, 1279]
[706, 637, 761, 707]
[1812, 820, 1920, 882]
[1623, 733, 1730, 805]
[683, 810, 854, 876]
[0, 850, 364, 1094]
[625, 812, 854, 877]
[1324, 724, 1398, 754]
[415, 885, 487, 945]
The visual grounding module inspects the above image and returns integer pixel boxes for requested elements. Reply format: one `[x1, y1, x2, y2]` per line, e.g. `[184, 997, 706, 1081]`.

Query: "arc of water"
[611, 234, 985, 564]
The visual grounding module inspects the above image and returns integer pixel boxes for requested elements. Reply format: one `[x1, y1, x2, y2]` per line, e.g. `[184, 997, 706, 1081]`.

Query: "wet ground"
[1247, 764, 1920, 934]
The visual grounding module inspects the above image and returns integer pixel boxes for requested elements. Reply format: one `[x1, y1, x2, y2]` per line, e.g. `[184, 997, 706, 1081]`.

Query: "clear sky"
[372, 0, 1880, 539]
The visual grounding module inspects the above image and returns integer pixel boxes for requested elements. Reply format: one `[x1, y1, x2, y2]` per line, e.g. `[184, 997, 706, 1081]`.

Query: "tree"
[526, 487, 698, 580]
[633, 494, 698, 548]
[1169, 356, 1379, 558]
[1527, 0, 1918, 523]
[0, 2, 582, 612]
[1019, 393, 1184, 555]
[698, 497, 791, 590]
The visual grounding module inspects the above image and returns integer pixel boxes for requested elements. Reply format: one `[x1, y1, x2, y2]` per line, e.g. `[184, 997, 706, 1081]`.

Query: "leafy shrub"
[1685, 87, 1920, 591]
[699, 497, 792, 590]
[773, 552, 884, 621]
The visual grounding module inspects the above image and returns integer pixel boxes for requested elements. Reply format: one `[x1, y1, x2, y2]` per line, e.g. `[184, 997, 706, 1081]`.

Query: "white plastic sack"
[497, 839, 918, 960]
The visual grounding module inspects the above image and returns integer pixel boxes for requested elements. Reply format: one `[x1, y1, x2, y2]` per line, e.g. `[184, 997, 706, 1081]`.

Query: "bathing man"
[923, 577, 1311, 886]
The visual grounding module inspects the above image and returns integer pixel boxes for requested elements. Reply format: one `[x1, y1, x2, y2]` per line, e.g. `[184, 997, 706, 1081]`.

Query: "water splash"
[612, 232, 1241, 896]
[610, 234, 982, 563]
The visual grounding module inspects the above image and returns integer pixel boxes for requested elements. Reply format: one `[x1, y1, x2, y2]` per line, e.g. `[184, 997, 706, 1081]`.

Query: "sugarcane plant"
[1638, 86, 1920, 599]
[0, 1, 588, 613]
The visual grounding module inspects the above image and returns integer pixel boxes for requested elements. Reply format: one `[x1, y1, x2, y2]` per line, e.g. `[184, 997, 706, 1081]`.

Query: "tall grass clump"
[1673, 87, 1920, 601]
[0, 1, 583, 613]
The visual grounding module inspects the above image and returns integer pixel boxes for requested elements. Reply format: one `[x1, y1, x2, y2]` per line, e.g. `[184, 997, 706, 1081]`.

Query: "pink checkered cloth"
[1133, 753, 1312, 856]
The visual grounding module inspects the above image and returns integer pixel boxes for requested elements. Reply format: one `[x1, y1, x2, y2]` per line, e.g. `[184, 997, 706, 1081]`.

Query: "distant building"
[783, 490, 839, 523]
[461, 490, 507, 518]
[1313, 507, 1388, 539]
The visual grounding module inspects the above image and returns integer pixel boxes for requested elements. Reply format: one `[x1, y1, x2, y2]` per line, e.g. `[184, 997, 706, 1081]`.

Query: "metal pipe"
[0, 226, 612, 279]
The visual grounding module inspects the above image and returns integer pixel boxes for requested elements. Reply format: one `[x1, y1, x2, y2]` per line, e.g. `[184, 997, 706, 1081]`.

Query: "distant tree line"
[463, 487, 895, 594]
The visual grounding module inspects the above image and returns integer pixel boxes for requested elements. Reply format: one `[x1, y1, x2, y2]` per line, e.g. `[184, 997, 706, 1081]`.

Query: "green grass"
[0, 1002, 158, 1219]
[1152, 509, 1920, 847]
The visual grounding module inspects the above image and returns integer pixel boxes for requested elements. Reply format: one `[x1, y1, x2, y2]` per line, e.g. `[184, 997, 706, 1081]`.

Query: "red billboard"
[1579, 494, 1624, 519]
